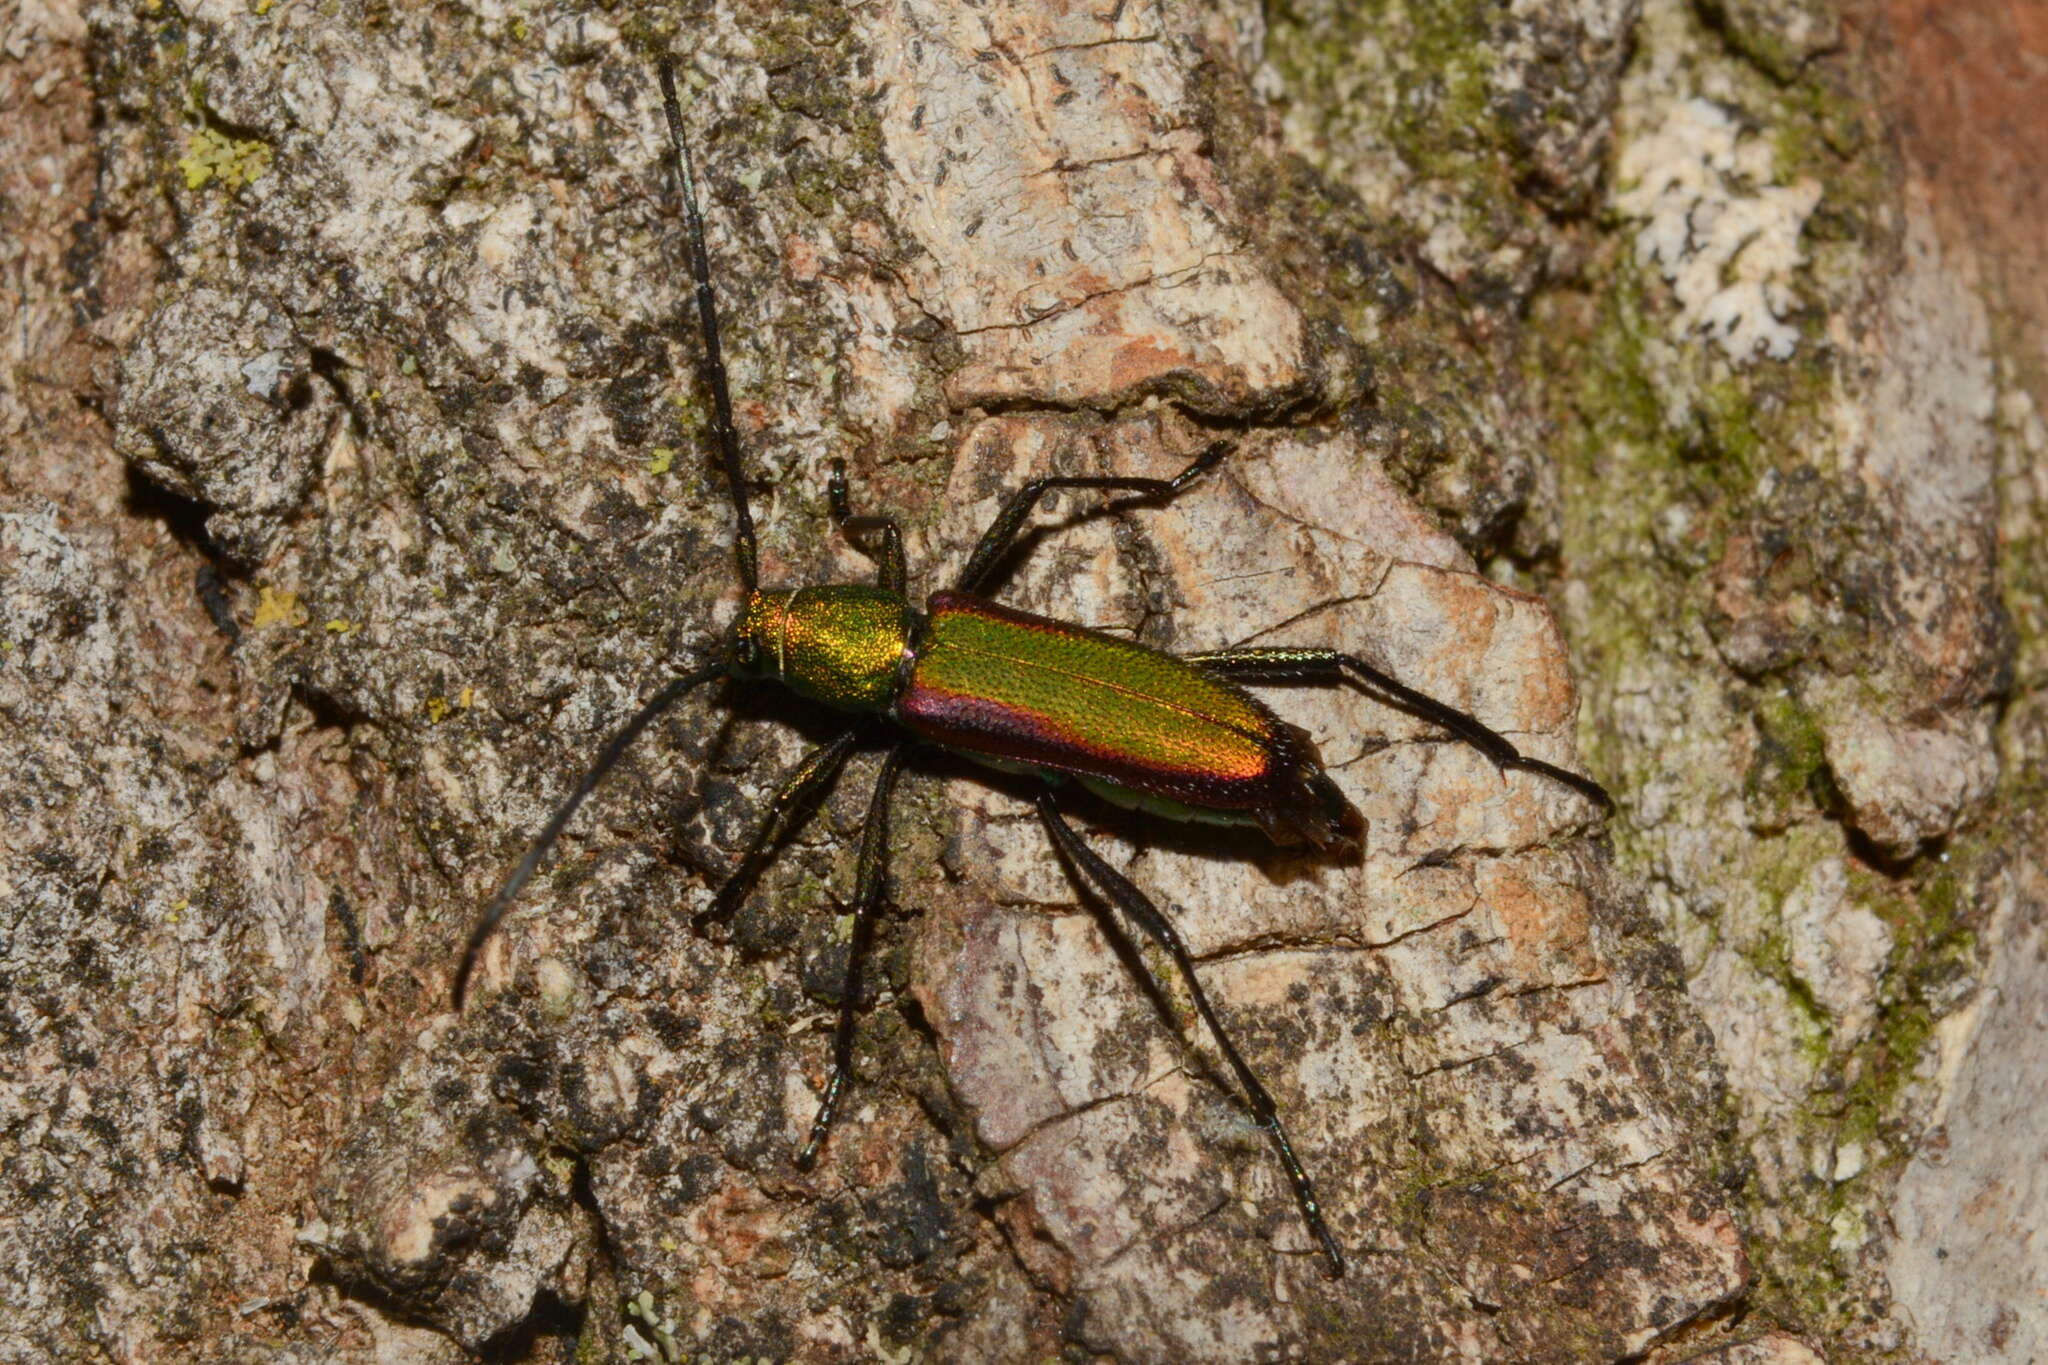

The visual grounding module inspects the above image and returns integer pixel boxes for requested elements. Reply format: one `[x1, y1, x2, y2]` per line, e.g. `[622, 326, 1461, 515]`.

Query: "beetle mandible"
[454, 59, 1613, 1281]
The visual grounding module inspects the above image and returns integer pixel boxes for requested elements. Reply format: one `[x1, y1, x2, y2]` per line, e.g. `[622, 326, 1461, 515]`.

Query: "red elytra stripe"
[899, 679, 1286, 810]
[897, 597, 1294, 812]
[906, 677, 1270, 777]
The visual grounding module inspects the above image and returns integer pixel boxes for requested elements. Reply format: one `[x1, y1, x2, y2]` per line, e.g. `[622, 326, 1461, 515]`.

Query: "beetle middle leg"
[1034, 789, 1348, 1279]
[1183, 646, 1613, 813]
[955, 439, 1232, 594]
[796, 744, 906, 1169]
[695, 729, 861, 932]
[691, 735, 905, 1169]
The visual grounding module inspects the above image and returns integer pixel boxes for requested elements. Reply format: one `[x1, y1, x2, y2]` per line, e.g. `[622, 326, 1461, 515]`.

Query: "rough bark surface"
[1, 2, 2041, 1363]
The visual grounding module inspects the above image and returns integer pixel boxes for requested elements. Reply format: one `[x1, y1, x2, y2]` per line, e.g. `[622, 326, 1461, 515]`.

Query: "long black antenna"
[455, 663, 725, 1006]
[659, 59, 758, 591]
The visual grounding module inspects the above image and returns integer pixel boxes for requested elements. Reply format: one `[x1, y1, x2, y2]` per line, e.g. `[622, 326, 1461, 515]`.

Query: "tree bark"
[2, 1, 2041, 1362]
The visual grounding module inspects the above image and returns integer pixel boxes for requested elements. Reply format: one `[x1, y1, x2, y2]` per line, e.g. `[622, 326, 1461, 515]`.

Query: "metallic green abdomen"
[733, 585, 916, 712]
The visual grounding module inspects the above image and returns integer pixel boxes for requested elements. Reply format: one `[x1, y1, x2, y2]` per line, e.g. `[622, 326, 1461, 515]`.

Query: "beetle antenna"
[659, 59, 758, 592]
[455, 662, 725, 1007]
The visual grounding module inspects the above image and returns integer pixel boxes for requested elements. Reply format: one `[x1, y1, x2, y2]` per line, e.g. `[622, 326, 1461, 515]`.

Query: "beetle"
[455, 60, 1613, 1282]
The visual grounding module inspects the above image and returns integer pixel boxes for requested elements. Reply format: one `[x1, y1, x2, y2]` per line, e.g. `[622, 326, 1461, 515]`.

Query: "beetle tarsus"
[827, 458, 907, 594]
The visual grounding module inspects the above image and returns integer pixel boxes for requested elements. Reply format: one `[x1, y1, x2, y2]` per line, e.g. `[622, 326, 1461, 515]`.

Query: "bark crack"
[1019, 34, 1164, 63]
[946, 249, 1238, 337]
[1401, 1032, 1540, 1080]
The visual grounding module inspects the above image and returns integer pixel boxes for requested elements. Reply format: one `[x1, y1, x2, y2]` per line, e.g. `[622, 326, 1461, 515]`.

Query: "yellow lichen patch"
[646, 447, 676, 475]
[251, 586, 307, 629]
[324, 618, 355, 635]
[425, 696, 451, 724]
[177, 127, 272, 192]
[457, 685, 475, 709]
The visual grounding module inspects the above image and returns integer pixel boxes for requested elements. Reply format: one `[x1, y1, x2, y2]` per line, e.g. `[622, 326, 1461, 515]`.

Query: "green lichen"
[1745, 928, 1834, 1062]
[1554, 233, 2013, 1336]
[1747, 688, 1835, 824]
[1265, 0, 1518, 248]
[177, 126, 272, 191]
[1738, 842, 1981, 1342]
[1527, 4, 1990, 1349]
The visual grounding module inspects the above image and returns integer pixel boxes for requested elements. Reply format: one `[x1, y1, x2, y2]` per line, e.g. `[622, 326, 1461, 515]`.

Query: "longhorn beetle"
[455, 60, 1613, 1281]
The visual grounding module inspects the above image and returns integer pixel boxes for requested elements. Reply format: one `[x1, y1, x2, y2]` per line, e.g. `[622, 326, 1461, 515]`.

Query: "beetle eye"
[733, 637, 761, 672]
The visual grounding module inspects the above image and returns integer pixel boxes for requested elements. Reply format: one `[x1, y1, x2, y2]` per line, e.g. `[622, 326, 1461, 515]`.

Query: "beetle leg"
[797, 745, 907, 1169]
[954, 439, 1231, 594]
[1183, 646, 1613, 815]
[827, 458, 907, 595]
[457, 662, 727, 1007]
[697, 729, 862, 934]
[1034, 790, 1347, 1279]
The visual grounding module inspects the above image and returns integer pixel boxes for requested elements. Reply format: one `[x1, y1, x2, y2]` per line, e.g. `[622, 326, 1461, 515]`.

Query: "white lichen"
[622, 1289, 681, 1362]
[1615, 97, 1820, 363]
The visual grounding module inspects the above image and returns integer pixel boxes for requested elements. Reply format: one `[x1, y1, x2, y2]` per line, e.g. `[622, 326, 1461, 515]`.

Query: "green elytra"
[455, 61, 1613, 1282]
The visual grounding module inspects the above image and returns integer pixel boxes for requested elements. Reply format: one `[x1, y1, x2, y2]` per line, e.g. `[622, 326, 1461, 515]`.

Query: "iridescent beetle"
[456, 62, 1613, 1280]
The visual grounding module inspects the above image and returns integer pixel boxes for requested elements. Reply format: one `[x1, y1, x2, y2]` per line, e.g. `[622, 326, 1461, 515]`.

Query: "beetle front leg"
[828, 458, 906, 596]
[1182, 646, 1613, 814]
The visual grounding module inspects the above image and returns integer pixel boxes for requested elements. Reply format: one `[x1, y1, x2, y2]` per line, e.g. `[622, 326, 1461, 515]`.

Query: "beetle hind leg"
[1184, 646, 1614, 815]
[1035, 790, 1347, 1279]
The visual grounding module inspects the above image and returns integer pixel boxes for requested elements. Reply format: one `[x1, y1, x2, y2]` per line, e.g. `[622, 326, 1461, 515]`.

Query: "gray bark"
[2, 1, 2040, 1362]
